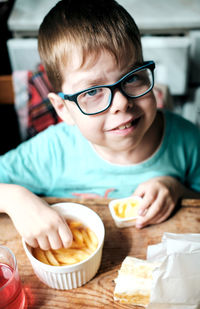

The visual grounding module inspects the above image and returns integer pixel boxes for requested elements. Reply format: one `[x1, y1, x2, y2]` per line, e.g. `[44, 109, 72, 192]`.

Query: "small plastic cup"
[109, 196, 143, 228]
[0, 245, 26, 309]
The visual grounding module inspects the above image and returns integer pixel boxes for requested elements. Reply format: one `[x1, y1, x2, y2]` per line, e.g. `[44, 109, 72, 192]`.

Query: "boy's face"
[49, 51, 157, 163]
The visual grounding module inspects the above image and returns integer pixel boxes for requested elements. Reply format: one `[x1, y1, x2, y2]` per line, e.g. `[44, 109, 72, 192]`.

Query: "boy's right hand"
[3, 185, 73, 250]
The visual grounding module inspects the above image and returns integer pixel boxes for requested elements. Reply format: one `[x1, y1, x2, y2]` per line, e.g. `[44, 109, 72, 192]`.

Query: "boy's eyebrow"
[72, 78, 108, 92]
[126, 62, 143, 72]
[115, 62, 144, 80]
[70, 62, 144, 93]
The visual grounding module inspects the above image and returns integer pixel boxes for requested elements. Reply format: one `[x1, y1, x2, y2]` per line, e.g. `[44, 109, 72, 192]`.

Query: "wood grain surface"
[1, 198, 200, 308]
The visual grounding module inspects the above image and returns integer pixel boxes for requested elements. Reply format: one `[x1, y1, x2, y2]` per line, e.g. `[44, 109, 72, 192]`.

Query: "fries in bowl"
[22, 202, 105, 289]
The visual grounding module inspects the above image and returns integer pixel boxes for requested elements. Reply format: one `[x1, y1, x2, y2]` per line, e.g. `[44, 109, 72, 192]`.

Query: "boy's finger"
[47, 231, 63, 250]
[137, 192, 157, 216]
[136, 191, 175, 228]
[146, 192, 176, 225]
[58, 222, 73, 248]
[25, 237, 39, 248]
[37, 235, 51, 251]
[152, 202, 175, 224]
[139, 205, 167, 228]
[136, 198, 163, 228]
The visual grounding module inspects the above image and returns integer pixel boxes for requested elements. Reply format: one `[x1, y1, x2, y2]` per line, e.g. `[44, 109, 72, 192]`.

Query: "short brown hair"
[38, 0, 143, 92]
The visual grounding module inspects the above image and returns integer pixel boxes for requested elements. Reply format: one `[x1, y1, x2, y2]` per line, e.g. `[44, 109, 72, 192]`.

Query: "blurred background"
[0, 0, 200, 154]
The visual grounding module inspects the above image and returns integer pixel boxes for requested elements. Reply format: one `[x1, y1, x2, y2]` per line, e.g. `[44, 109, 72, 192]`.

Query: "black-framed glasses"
[58, 60, 155, 115]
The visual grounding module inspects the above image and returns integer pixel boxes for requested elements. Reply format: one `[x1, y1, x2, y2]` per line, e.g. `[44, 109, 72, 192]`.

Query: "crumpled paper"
[146, 233, 200, 309]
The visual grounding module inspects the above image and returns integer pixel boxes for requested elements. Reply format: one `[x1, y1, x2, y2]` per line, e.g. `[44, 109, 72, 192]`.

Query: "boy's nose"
[109, 89, 131, 114]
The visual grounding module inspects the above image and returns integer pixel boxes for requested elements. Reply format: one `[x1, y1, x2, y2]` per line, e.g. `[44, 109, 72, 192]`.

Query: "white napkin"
[146, 233, 200, 309]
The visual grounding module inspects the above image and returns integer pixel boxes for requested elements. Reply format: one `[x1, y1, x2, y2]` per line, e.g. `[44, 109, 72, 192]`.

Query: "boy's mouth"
[113, 117, 141, 131]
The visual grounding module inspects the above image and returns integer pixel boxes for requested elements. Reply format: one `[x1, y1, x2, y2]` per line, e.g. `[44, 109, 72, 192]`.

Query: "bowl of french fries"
[22, 202, 105, 290]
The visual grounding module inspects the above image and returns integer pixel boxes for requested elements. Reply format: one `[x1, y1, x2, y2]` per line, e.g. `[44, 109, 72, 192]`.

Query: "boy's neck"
[92, 111, 164, 165]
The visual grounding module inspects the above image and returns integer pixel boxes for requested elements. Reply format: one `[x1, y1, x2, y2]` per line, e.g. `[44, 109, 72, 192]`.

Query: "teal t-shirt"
[0, 110, 200, 198]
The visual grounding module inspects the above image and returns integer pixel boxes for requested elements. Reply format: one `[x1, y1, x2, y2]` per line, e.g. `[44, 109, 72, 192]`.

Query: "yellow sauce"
[114, 199, 140, 218]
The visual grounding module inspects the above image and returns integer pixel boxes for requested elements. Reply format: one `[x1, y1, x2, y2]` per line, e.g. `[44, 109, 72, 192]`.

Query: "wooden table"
[1, 197, 200, 308]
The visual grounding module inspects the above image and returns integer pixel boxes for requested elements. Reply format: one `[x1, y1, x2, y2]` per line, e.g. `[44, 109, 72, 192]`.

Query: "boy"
[0, 0, 200, 251]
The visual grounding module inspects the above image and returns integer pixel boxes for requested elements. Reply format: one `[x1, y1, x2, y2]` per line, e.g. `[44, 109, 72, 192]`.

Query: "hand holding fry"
[4, 186, 73, 250]
[32, 220, 98, 266]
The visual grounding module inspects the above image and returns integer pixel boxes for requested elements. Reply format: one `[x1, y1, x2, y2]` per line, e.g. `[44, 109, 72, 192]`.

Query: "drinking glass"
[0, 245, 26, 309]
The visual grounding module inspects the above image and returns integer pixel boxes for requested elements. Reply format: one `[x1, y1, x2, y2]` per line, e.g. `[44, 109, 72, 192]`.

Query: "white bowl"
[22, 202, 105, 290]
[109, 196, 143, 228]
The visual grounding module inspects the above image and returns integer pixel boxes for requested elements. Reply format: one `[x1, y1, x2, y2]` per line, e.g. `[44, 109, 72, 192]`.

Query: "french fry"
[81, 229, 95, 251]
[70, 240, 84, 249]
[45, 250, 60, 266]
[54, 247, 69, 254]
[73, 250, 90, 261]
[82, 247, 93, 255]
[86, 228, 98, 249]
[68, 220, 82, 229]
[33, 247, 49, 265]
[55, 248, 79, 256]
[55, 249, 90, 263]
[72, 228, 84, 246]
[55, 252, 78, 265]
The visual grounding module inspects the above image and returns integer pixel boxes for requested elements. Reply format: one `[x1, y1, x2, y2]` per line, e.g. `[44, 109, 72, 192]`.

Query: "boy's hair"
[38, 0, 143, 92]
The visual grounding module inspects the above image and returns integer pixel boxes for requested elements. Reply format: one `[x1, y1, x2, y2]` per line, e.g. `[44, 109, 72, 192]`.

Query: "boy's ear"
[48, 93, 75, 125]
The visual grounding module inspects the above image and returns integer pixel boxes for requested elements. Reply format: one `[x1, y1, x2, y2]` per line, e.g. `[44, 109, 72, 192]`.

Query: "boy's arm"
[133, 176, 200, 229]
[0, 184, 72, 250]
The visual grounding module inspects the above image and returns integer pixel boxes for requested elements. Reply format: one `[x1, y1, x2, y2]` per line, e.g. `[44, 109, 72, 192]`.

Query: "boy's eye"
[78, 88, 105, 104]
[85, 89, 97, 97]
[125, 74, 139, 84]
[84, 88, 101, 97]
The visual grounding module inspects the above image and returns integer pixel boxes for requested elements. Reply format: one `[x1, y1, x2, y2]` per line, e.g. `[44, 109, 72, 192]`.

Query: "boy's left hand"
[133, 176, 184, 229]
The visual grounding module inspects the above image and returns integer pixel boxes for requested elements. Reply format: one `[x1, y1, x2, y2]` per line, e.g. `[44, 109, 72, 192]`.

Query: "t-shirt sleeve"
[0, 124, 65, 195]
[185, 125, 200, 192]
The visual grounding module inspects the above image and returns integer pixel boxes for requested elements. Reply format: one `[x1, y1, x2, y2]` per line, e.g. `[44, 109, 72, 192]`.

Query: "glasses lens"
[77, 87, 111, 114]
[122, 68, 153, 97]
